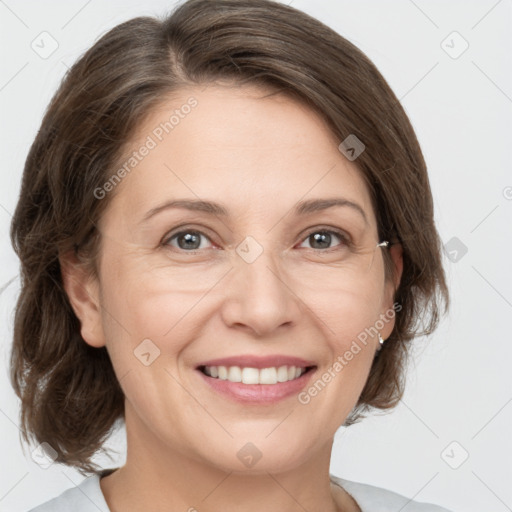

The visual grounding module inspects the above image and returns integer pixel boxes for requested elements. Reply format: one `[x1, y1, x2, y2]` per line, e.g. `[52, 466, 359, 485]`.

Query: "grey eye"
[299, 230, 346, 250]
[167, 231, 210, 251]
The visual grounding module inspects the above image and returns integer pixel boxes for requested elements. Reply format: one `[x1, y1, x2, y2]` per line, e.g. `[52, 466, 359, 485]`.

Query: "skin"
[62, 83, 403, 512]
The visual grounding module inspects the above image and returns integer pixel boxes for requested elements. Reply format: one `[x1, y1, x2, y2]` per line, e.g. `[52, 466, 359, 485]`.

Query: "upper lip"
[196, 355, 317, 369]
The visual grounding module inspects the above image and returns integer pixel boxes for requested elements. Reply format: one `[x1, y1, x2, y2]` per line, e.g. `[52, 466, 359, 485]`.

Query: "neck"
[100, 405, 353, 511]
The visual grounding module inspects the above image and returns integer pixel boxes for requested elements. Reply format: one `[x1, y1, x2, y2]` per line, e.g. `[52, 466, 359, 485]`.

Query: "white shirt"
[29, 470, 452, 511]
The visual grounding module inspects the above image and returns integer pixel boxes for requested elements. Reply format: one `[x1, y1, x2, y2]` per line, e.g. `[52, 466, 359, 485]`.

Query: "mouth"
[195, 356, 317, 403]
[198, 364, 316, 384]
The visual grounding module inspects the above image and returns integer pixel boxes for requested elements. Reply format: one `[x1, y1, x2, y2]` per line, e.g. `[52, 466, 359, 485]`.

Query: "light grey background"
[1, 1, 511, 511]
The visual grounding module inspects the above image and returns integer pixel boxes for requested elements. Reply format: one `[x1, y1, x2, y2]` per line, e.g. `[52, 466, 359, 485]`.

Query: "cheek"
[299, 269, 386, 344]
[296, 275, 384, 409]
[96, 248, 229, 377]
[295, 290, 380, 431]
[96, 262, 208, 432]
[95, 258, 166, 362]
[99, 274, 193, 363]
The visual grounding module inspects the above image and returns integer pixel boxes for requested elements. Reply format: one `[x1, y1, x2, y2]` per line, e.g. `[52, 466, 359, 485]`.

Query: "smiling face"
[64, 83, 402, 474]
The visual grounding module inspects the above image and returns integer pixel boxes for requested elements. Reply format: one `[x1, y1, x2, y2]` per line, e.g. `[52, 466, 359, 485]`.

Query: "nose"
[220, 245, 303, 337]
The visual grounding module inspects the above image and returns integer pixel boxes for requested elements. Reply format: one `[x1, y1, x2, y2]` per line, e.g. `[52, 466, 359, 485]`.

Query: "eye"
[297, 229, 350, 251]
[164, 229, 213, 251]
[162, 226, 351, 254]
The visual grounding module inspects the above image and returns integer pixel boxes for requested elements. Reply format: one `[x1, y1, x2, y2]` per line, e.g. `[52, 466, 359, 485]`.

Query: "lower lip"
[197, 368, 316, 404]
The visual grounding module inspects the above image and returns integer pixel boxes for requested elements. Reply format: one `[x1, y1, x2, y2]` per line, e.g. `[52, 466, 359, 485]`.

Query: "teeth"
[228, 366, 242, 382]
[202, 365, 308, 384]
[260, 367, 277, 385]
[242, 367, 259, 384]
[276, 365, 289, 382]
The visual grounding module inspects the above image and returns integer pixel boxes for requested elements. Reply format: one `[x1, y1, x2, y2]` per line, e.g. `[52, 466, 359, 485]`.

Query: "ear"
[381, 242, 404, 339]
[59, 249, 106, 348]
[389, 242, 403, 292]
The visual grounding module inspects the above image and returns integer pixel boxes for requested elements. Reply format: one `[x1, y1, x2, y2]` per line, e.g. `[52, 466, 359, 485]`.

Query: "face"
[66, 84, 401, 474]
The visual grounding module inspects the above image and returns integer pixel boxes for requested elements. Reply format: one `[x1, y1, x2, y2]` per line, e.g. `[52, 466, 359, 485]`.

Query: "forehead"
[102, 84, 376, 229]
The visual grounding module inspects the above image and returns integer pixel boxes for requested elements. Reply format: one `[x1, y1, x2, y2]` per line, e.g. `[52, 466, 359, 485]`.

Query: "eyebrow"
[141, 197, 368, 224]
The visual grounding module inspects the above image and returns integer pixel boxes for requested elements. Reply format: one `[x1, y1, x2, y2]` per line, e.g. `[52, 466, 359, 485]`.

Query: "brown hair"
[10, 0, 448, 474]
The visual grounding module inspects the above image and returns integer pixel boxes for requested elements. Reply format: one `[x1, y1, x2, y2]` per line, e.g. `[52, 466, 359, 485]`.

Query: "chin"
[188, 433, 317, 475]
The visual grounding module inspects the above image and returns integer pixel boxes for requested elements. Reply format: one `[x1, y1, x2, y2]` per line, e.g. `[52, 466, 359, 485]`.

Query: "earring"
[377, 332, 385, 351]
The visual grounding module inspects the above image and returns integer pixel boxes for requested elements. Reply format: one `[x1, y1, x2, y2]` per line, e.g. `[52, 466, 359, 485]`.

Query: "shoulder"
[29, 471, 451, 512]
[28, 473, 110, 512]
[330, 474, 452, 512]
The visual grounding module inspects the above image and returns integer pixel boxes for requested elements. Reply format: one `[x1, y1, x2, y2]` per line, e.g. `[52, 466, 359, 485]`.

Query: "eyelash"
[162, 225, 351, 254]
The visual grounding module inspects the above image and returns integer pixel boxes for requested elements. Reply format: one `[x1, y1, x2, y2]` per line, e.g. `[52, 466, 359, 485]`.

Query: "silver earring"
[377, 332, 385, 351]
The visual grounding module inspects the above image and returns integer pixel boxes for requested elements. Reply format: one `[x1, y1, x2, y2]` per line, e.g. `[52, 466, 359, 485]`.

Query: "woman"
[10, 0, 450, 510]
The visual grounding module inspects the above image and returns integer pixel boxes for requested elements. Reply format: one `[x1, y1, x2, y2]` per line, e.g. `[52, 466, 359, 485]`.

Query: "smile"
[199, 365, 313, 384]
[195, 355, 317, 403]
